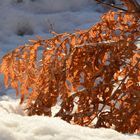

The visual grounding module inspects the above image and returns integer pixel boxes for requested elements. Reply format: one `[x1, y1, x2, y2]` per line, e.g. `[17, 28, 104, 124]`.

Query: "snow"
[0, 0, 140, 140]
[0, 0, 102, 53]
[0, 98, 139, 140]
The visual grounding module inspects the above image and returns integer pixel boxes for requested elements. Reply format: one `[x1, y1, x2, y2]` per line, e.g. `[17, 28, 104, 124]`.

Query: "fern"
[0, 0, 140, 134]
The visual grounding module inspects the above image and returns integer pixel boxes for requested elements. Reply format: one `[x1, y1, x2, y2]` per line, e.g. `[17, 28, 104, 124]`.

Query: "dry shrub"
[0, 4, 140, 134]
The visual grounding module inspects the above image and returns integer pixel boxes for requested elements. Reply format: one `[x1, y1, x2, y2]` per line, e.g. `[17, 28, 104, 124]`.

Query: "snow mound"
[0, 93, 139, 140]
[0, 112, 139, 140]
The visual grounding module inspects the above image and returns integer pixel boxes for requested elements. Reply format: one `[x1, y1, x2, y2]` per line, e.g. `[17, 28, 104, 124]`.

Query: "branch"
[95, 0, 127, 11]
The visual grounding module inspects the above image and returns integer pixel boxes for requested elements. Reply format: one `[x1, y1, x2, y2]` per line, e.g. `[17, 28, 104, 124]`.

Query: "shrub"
[0, 0, 140, 134]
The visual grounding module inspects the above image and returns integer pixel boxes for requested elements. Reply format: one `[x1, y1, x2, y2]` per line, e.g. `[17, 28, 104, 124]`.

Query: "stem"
[95, 0, 127, 11]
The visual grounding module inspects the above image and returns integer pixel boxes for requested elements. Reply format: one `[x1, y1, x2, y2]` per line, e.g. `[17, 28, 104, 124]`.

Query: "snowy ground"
[0, 0, 102, 54]
[0, 0, 140, 140]
[0, 92, 139, 140]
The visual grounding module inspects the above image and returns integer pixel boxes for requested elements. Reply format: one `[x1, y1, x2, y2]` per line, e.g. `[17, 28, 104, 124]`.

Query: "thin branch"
[95, 0, 127, 11]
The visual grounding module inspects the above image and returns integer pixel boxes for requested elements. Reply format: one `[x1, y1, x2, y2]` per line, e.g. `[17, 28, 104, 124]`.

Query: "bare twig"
[95, 0, 127, 11]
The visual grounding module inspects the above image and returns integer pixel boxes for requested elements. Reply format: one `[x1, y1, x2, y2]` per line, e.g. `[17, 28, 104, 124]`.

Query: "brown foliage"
[121, 0, 140, 12]
[0, 2, 140, 134]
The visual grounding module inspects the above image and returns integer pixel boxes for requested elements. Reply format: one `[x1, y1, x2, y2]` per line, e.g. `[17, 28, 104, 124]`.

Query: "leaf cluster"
[0, 8, 140, 134]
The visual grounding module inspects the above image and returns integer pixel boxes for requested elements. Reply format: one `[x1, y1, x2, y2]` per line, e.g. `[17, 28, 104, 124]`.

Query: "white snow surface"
[0, 0, 102, 53]
[0, 0, 140, 140]
[0, 94, 140, 140]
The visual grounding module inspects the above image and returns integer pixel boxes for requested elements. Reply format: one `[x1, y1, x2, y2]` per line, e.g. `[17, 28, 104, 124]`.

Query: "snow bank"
[0, 93, 139, 140]
[0, 112, 139, 140]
